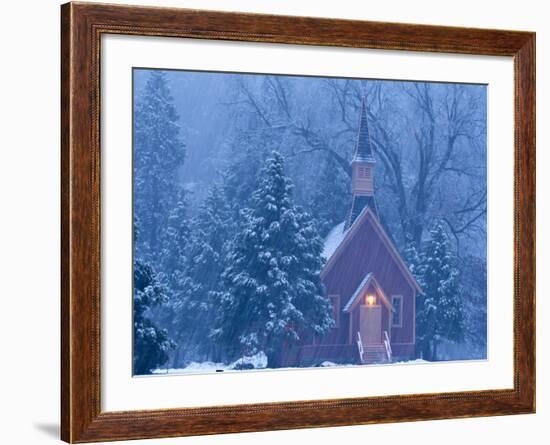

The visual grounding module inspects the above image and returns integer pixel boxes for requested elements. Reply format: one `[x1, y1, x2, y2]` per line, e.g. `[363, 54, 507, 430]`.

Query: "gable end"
[321, 207, 422, 294]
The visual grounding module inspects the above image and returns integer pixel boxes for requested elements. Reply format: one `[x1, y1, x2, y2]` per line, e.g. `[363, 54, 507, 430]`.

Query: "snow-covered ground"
[314, 359, 428, 368]
[151, 355, 428, 376]
[152, 351, 268, 375]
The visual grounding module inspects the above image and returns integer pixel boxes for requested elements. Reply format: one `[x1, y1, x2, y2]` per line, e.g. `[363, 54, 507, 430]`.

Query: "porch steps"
[362, 344, 389, 364]
[363, 344, 388, 364]
[356, 332, 392, 365]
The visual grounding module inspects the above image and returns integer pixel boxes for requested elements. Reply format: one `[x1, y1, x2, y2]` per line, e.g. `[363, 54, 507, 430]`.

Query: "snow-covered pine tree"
[133, 70, 187, 270]
[149, 187, 191, 368]
[223, 141, 265, 215]
[456, 255, 487, 359]
[158, 186, 189, 292]
[222, 127, 283, 222]
[292, 207, 335, 338]
[213, 152, 334, 368]
[311, 154, 350, 238]
[133, 258, 175, 375]
[170, 184, 237, 364]
[403, 232, 423, 281]
[415, 221, 464, 361]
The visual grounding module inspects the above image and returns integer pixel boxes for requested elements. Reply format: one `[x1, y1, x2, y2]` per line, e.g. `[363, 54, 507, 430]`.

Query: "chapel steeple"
[345, 94, 379, 230]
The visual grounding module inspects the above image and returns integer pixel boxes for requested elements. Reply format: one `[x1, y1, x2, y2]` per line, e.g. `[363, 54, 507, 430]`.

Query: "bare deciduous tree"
[229, 75, 486, 256]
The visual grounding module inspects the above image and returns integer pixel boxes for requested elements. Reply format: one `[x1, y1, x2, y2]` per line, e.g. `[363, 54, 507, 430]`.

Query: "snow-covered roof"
[322, 205, 373, 261]
[343, 272, 393, 313]
[322, 221, 348, 261]
[343, 273, 373, 312]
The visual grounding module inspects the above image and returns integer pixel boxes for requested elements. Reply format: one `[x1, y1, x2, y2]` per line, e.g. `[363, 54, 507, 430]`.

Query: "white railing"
[356, 331, 365, 363]
[383, 330, 392, 363]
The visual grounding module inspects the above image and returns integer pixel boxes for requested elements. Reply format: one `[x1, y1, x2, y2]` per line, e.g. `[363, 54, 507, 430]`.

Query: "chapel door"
[360, 305, 382, 345]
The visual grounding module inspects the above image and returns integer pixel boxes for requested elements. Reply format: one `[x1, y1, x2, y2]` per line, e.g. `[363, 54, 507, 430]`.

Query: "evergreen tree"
[170, 184, 237, 364]
[213, 152, 334, 367]
[415, 222, 464, 360]
[311, 154, 350, 237]
[223, 140, 266, 214]
[158, 186, 189, 294]
[403, 232, 423, 280]
[457, 255, 487, 358]
[133, 258, 175, 375]
[222, 127, 284, 221]
[133, 70, 187, 268]
[150, 187, 190, 368]
[292, 207, 335, 337]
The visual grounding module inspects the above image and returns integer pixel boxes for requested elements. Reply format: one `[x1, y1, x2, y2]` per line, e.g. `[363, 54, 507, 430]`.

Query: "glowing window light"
[366, 294, 376, 306]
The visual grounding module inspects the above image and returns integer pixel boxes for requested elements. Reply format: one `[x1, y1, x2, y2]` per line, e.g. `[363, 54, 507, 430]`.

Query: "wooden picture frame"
[61, 2, 535, 442]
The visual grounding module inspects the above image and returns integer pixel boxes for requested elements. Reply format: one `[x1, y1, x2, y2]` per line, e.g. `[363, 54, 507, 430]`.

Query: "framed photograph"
[61, 2, 535, 442]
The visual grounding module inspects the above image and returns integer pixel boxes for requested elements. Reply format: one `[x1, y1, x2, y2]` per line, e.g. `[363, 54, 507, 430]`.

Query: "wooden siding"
[390, 292, 414, 344]
[323, 215, 415, 344]
[381, 303, 390, 341]
[315, 312, 351, 346]
[285, 213, 418, 366]
[391, 343, 415, 359]
[352, 164, 374, 195]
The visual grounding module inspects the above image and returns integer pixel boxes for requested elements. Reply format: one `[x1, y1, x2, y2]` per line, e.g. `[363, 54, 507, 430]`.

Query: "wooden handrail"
[383, 330, 392, 362]
[356, 331, 365, 363]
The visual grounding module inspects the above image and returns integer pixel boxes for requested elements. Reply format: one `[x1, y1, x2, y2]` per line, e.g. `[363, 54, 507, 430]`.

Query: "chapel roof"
[343, 272, 393, 312]
[346, 195, 378, 230]
[321, 206, 423, 294]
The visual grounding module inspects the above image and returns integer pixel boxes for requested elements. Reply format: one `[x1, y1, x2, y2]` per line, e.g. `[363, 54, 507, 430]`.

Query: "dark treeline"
[132, 69, 487, 373]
